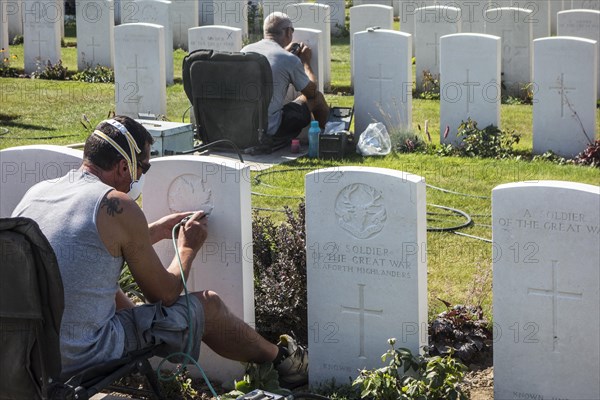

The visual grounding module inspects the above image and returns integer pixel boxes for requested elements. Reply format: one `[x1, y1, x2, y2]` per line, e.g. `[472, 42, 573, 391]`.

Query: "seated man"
[11, 116, 307, 388]
[242, 12, 330, 142]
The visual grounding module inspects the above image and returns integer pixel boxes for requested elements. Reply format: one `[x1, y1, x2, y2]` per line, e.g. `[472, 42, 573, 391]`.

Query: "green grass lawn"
[1, 27, 599, 321]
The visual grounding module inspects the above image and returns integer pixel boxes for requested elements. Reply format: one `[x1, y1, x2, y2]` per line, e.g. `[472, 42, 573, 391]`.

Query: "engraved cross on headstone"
[86, 36, 100, 64]
[368, 63, 392, 105]
[126, 54, 146, 108]
[549, 73, 576, 118]
[425, 32, 439, 66]
[341, 283, 383, 358]
[33, 31, 48, 60]
[527, 260, 583, 352]
[461, 69, 480, 113]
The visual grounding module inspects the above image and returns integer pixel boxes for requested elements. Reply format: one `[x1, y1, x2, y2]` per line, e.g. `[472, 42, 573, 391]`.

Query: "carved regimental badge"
[335, 183, 387, 239]
[167, 174, 212, 213]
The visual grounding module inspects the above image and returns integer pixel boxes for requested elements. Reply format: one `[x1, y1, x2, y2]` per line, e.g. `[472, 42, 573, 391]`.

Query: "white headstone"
[292, 3, 331, 90]
[122, 0, 174, 85]
[397, 0, 417, 54]
[349, 4, 394, 84]
[532, 36, 598, 158]
[306, 166, 428, 386]
[354, 29, 412, 137]
[484, 7, 532, 98]
[571, 0, 600, 10]
[142, 155, 253, 385]
[23, 0, 61, 74]
[557, 9, 600, 98]
[198, 0, 213, 25]
[492, 0, 550, 39]
[0, 145, 83, 218]
[551, 0, 568, 34]
[439, 33, 501, 145]
[446, 0, 488, 33]
[293, 27, 324, 93]
[170, 0, 199, 50]
[1, 1, 9, 60]
[354, 0, 391, 6]
[6, 0, 24, 40]
[315, 0, 345, 36]
[492, 181, 600, 400]
[213, 0, 248, 38]
[76, 0, 115, 70]
[414, 5, 461, 92]
[114, 23, 167, 118]
[188, 25, 242, 52]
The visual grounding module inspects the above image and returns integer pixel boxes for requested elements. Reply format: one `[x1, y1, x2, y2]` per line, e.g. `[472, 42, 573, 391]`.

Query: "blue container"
[308, 120, 320, 158]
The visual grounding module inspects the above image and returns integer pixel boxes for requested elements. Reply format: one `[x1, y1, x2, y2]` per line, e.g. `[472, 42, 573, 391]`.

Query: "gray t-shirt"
[242, 39, 310, 135]
[12, 170, 125, 376]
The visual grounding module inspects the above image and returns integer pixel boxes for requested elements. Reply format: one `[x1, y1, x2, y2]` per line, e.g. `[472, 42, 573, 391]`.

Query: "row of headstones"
[354, 30, 597, 158]
[0, 145, 598, 397]
[348, 4, 600, 97]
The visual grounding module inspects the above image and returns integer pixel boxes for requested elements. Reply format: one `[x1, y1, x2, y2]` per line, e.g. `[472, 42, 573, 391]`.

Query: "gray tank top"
[12, 170, 125, 375]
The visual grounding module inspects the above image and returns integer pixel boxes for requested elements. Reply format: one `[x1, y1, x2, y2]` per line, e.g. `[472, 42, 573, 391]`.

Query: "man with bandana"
[11, 116, 308, 388]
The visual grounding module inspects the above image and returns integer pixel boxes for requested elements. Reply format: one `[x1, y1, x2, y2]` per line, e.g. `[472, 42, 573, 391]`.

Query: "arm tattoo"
[101, 197, 123, 217]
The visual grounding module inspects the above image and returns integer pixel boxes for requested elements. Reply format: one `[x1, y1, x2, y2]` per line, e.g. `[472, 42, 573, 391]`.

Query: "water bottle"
[308, 120, 320, 158]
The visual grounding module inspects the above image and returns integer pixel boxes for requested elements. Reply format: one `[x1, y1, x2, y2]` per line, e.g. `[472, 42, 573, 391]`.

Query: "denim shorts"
[274, 100, 312, 139]
[115, 295, 204, 362]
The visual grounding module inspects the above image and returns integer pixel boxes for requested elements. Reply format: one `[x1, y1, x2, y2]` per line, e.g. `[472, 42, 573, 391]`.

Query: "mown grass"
[1, 24, 599, 321]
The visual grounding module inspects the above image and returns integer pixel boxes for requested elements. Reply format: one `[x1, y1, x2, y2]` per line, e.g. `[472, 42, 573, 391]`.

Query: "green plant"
[12, 35, 24, 45]
[33, 59, 69, 80]
[252, 204, 308, 344]
[532, 150, 569, 165]
[119, 264, 146, 303]
[419, 70, 440, 100]
[0, 49, 18, 77]
[353, 339, 468, 400]
[223, 363, 291, 399]
[455, 118, 521, 159]
[72, 65, 114, 83]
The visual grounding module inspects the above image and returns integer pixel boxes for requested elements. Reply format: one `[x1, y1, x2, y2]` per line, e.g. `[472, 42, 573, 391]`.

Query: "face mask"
[127, 173, 145, 201]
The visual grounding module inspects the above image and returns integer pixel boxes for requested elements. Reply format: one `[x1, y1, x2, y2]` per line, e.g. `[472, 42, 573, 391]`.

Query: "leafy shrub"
[73, 65, 114, 83]
[428, 301, 492, 367]
[0, 49, 18, 77]
[419, 70, 440, 100]
[252, 204, 308, 344]
[33, 60, 69, 80]
[574, 139, 600, 168]
[353, 339, 468, 400]
[12, 35, 24, 45]
[453, 118, 520, 159]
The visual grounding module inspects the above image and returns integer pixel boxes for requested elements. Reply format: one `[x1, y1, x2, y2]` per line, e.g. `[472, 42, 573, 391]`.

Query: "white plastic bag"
[356, 122, 392, 156]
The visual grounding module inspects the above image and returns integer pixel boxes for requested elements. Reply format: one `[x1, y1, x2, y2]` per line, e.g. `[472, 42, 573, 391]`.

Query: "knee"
[194, 290, 226, 319]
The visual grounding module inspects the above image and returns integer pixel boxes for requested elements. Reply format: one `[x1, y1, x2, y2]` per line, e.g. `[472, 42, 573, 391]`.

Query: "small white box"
[137, 120, 194, 157]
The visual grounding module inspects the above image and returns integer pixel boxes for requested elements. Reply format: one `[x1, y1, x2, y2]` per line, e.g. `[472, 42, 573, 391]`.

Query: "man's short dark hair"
[83, 116, 153, 171]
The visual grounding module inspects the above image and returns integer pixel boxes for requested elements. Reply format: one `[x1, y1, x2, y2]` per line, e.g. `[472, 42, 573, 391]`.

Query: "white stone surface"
[484, 7, 532, 98]
[293, 27, 324, 93]
[306, 166, 428, 386]
[114, 23, 167, 118]
[354, 29, 412, 137]
[170, 0, 198, 50]
[0, 145, 83, 217]
[439, 33, 501, 145]
[142, 155, 253, 386]
[6, 0, 24, 40]
[354, 0, 391, 6]
[122, 0, 174, 85]
[571, 0, 600, 10]
[551, 0, 568, 34]
[213, 0, 248, 38]
[188, 25, 242, 52]
[292, 3, 331, 89]
[315, 0, 345, 36]
[76, 0, 115, 70]
[492, 181, 600, 400]
[349, 4, 394, 84]
[558, 9, 600, 98]
[492, 0, 550, 38]
[532, 36, 598, 158]
[414, 5, 461, 92]
[1, 1, 9, 60]
[23, 0, 61, 74]
[436, 0, 488, 33]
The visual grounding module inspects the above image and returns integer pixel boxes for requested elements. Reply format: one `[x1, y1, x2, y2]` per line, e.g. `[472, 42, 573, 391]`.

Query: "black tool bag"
[182, 49, 273, 150]
[0, 218, 64, 400]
